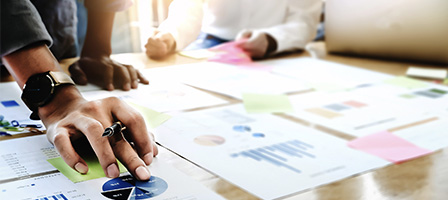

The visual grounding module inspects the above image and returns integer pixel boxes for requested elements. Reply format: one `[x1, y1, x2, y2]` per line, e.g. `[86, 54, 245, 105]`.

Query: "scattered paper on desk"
[126, 101, 171, 129]
[47, 157, 127, 183]
[242, 93, 294, 113]
[383, 76, 428, 89]
[347, 131, 432, 163]
[179, 49, 216, 59]
[406, 67, 447, 80]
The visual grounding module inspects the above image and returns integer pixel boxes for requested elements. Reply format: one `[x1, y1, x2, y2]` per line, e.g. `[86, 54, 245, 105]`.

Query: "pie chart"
[193, 135, 225, 146]
[101, 175, 168, 200]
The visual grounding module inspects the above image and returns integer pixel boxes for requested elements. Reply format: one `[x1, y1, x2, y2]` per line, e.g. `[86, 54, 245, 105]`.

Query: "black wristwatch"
[21, 71, 75, 120]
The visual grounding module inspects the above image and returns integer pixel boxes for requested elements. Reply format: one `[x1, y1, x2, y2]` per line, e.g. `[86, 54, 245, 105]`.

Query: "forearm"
[81, 10, 115, 57]
[1, 43, 61, 88]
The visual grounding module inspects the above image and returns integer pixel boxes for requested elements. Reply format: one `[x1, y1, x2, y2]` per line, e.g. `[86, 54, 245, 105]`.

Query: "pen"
[102, 121, 126, 137]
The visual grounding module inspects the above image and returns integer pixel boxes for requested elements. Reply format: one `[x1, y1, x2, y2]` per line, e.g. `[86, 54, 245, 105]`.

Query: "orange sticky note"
[347, 131, 432, 163]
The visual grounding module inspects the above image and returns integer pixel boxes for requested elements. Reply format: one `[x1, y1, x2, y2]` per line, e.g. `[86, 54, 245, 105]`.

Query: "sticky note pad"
[383, 76, 428, 89]
[179, 49, 216, 59]
[242, 93, 294, 114]
[126, 101, 171, 129]
[347, 131, 432, 163]
[406, 67, 447, 80]
[1, 100, 19, 107]
[47, 157, 127, 183]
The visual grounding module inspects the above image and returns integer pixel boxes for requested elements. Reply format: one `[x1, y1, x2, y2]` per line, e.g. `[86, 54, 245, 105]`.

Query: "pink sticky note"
[347, 131, 432, 163]
[208, 40, 272, 71]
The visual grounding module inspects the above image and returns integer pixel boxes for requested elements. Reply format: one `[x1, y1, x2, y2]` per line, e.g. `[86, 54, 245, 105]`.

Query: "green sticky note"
[242, 93, 294, 114]
[126, 101, 171, 129]
[47, 157, 127, 183]
[384, 76, 428, 89]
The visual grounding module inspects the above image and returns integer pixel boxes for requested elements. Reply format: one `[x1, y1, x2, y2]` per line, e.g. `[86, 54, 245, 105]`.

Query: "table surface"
[2, 41, 447, 200]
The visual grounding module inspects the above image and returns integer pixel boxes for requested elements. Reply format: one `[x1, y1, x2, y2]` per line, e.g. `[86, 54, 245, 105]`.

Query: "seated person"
[145, 0, 322, 59]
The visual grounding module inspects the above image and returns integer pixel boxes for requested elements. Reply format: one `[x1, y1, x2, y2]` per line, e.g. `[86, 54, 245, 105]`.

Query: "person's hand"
[68, 56, 149, 91]
[236, 30, 277, 59]
[40, 85, 158, 181]
[144, 29, 176, 59]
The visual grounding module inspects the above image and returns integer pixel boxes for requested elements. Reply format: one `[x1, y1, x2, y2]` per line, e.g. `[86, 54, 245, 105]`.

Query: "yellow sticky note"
[179, 49, 216, 59]
[47, 157, 127, 183]
[126, 101, 171, 129]
[443, 78, 448, 85]
[242, 93, 294, 114]
[384, 76, 428, 89]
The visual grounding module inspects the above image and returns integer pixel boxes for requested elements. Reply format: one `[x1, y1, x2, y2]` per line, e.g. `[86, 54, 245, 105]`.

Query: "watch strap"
[49, 71, 75, 86]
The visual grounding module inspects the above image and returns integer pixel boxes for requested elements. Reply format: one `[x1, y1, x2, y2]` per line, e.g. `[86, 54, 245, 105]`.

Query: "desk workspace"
[2, 0, 448, 200]
[1, 44, 448, 199]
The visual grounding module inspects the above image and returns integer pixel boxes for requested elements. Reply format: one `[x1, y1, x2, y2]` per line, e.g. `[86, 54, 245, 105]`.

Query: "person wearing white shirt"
[145, 0, 322, 59]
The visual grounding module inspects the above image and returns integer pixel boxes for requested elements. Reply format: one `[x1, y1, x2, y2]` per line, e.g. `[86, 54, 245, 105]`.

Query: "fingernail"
[133, 80, 139, 88]
[135, 166, 151, 180]
[107, 84, 114, 91]
[143, 152, 153, 165]
[124, 83, 131, 91]
[107, 163, 120, 178]
[74, 162, 88, 174]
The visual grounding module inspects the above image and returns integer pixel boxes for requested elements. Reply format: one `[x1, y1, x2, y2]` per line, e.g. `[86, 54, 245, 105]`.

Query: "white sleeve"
[256, 0, 322, 53]
[158, 0, 204, 51]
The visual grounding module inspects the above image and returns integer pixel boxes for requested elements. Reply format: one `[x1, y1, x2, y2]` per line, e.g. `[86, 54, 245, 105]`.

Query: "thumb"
[68, 62, 88, 85]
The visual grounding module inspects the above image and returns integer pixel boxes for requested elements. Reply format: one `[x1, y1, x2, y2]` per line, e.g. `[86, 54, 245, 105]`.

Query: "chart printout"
[154, 105, 390, 199]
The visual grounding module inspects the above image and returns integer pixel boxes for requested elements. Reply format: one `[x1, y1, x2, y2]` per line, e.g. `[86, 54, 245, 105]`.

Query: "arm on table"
[2, 44, 157, 181]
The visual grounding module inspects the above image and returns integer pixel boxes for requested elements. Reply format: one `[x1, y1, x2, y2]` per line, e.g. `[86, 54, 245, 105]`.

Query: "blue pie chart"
[101, 175, 168, 199]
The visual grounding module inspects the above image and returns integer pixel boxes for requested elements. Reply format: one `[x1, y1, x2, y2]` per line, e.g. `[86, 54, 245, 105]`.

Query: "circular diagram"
[101, 175, 168, 199]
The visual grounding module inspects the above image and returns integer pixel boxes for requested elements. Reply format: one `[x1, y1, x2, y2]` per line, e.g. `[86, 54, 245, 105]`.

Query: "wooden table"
[2, 41, 448, 200]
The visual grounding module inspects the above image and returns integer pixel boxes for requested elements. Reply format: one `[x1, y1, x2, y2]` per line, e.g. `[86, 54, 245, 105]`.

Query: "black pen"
[102, 121, 126, 137]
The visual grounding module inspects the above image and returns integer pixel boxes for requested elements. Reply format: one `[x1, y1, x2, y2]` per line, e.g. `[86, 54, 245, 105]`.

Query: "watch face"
[22, 74, 54, 106]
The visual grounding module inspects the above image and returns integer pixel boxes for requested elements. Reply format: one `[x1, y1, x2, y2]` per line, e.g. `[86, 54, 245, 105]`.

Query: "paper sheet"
[383, 76, 429, 89]
[0, 135, 59, 182]
[0, 82, 44, 135]
[142, 62, 309, 99]
[0, 159, 225, 200]
[154, 105, 390, 199]
[47, 157, 127, 183]
[392, 118, 448, 151]
[82, 82, 227, 113]
[287, 91, 435, 137]
[348, 131, 432, 163]
[179, 49, 216, 59]
[242, 93, 294, 113]
[406, 67, 447, 80]
[267, 58, 393, 91]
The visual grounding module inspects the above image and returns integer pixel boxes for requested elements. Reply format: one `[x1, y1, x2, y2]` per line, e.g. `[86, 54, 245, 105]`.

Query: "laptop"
[325, 0, 448, 64]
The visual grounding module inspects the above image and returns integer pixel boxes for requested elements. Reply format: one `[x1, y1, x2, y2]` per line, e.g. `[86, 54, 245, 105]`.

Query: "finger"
[113, 64, 131, 91]
[68, 62, 88, 85]
[149, 132, 159, 157]
[77, 116, 120, 178]
[136, 70, 149, 85]
[51, 128, 89, 174]
[236, 29, 253, 41]
[110, 133, 151, 181]
[124, 64, 138, 89]
[108, 98, 154, 165]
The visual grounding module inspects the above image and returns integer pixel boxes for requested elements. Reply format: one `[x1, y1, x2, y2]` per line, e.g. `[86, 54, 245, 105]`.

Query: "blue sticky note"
[1, 100, 19, 107]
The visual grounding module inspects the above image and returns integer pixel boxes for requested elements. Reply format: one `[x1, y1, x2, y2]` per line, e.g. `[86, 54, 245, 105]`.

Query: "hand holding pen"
[43, 97, 158, 181]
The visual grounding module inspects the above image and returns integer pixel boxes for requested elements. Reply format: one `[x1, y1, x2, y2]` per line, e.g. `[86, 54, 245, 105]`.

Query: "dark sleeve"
[0, 0, 52, 57]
